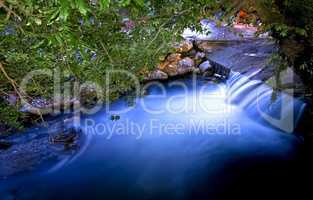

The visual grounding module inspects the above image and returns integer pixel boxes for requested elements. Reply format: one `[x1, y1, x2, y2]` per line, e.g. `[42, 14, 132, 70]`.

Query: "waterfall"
[226, 72, 306, 133]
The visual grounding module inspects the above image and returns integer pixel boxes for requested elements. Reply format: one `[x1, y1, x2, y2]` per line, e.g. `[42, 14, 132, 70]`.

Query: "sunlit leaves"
[75, 0, 90, 15]
[59, 0, 71, 21]
[100, 0, 111, 10]
[133, 0, 144, 7]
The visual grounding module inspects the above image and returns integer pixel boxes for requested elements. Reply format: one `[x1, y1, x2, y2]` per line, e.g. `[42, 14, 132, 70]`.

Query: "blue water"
[0, 74, 306, 200]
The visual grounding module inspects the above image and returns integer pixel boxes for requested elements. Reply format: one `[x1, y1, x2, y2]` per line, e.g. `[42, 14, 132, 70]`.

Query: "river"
[0, 72, 307, 200]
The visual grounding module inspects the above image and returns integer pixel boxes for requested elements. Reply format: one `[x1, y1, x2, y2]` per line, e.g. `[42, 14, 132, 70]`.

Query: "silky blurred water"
[0, 74, 306, 200]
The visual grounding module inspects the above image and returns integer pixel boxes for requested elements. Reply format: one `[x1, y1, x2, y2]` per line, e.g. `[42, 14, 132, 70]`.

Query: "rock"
[166, 53, 182, 62]
[199, 61, 214, 73]
[80, 85, 100, 107]
[199, 60, 230, 80]
[211, 61, 231, 80]
[0, 141, 12, 150]
[158, 53, 182, 77]
[188, 49, 198, 58]
[20, 98, 79, 115]
[160, 57, 196, 77]
[195, 51, 206, 59]
[20, 97, 51, 113]
[174, 40, 193, 53]
[177, 57, 196, 74]
[158, 54, 195, 77]
[49, 129, 78, 145]
[207, 39, 284, 82]
[194, 52, 206, 65]
[195, 41, 227, 53]
[145, 70, 168, 81]
[160, 63, 179, 77]
[193, 68, 201, 74]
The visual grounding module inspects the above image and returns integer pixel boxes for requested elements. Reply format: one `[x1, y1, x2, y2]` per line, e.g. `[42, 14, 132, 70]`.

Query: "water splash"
[226, 72, 306, 133]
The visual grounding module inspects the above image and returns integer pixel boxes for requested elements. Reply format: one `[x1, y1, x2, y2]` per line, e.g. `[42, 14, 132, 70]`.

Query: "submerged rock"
[49, 132, 77, 145]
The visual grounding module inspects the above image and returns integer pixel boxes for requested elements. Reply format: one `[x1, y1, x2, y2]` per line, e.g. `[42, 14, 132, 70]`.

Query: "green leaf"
[48, 9, 60, 25]
[60, 0, 70, 21]
[75, 0, 90, 16]
[100, 0, 110, 11]
[295, 28, 308, 37]
[31, 40, 45, 49]
[120, 0, 131, 7]
[133, 0, 144, 7]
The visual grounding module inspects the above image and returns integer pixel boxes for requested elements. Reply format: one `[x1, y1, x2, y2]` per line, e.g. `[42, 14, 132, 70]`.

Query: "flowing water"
[0, 73, 306, 200]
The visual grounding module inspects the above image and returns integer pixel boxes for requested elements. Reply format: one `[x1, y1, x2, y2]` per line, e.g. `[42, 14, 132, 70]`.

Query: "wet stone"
[199, 60, 214, 73]
[49, 131, 78, 145]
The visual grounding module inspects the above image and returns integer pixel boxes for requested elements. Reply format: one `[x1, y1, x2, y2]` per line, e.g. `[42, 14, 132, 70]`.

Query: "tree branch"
[0, 62, 23, 99]
[0, 0, 22, 21]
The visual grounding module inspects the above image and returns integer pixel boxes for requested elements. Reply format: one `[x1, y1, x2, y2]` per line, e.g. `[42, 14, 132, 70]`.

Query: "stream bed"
[0, 72, 307, 200]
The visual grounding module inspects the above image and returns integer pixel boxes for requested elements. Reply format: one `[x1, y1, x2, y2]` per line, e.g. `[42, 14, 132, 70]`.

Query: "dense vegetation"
[0, 0, 217, 131]
[0, 0, 313, 132]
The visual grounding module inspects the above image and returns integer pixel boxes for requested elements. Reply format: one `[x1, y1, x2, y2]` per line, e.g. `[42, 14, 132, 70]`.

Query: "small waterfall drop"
[226, 72, 306, 133]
